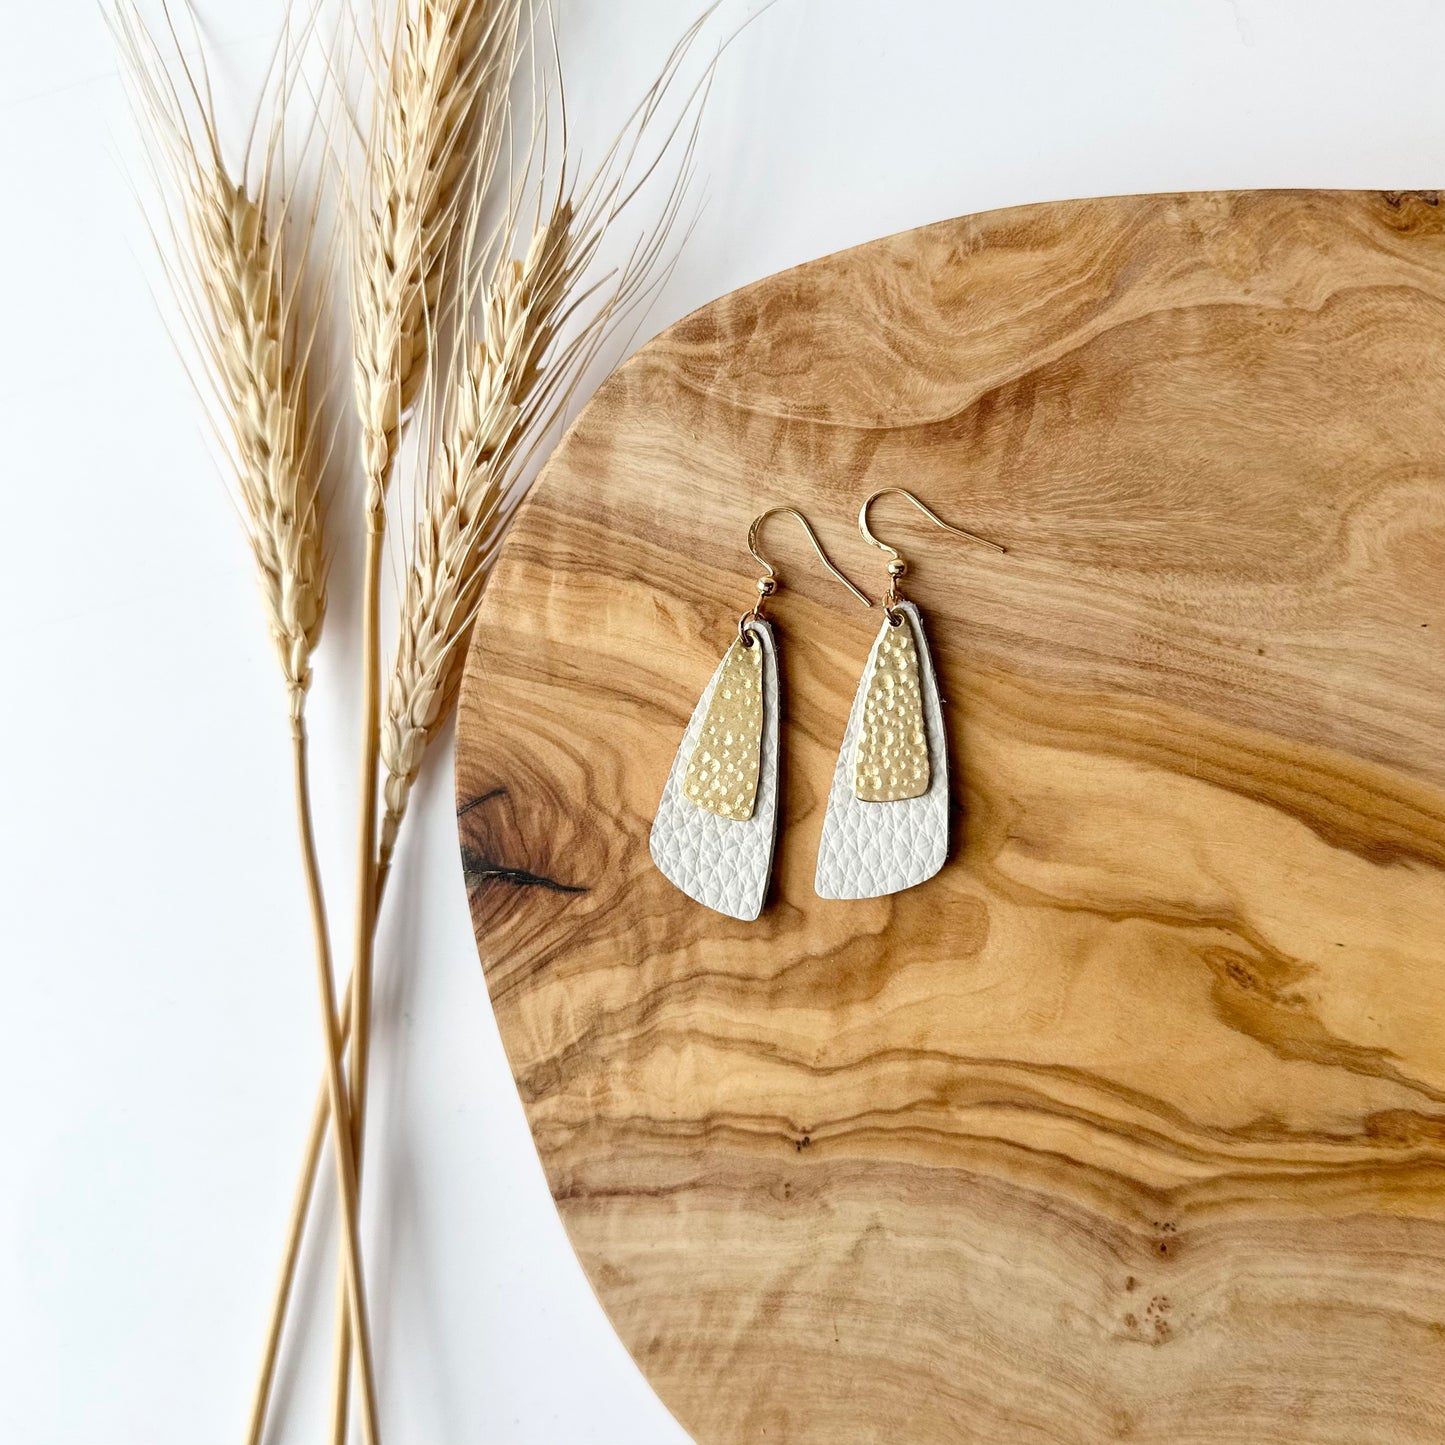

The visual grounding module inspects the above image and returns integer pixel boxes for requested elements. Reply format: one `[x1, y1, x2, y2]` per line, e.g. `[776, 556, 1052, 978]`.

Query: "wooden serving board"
[455, 191, 1445, 1445]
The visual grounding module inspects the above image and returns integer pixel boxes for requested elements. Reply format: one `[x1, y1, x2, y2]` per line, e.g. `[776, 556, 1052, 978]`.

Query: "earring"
[651, 507, 872, 920]
[815, 487, 1005, 900]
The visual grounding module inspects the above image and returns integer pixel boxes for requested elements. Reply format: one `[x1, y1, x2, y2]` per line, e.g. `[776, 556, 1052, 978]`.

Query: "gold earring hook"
[857, 487, 1005, 616]
[739, 506, 873, 641]
[858, 487, 1006, 561]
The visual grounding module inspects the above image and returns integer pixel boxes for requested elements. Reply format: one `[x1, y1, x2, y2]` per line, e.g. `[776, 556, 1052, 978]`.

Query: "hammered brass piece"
[854, 618, 930, 801]
[684, 636, 764, 819]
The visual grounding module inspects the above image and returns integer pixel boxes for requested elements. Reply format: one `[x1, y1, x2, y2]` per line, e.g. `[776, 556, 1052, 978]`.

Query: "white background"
[3, 2, 1444, 1442]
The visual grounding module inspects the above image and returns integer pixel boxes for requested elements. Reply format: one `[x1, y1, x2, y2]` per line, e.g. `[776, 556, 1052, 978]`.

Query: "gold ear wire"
[857, 487, 1005, 615]
[740, 507, 873, 640]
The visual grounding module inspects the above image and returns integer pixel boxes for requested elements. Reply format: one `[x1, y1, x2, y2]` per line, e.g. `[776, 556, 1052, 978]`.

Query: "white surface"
[2, 2, 1444, 1441]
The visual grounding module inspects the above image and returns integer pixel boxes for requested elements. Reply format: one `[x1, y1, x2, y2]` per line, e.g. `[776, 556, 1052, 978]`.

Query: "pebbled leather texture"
[815, 602, 949, 900]
[650, 621, 779, 920]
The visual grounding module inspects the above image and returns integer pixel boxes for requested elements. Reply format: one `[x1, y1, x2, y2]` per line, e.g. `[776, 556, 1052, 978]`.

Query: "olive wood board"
[455, 190, 1445, 1445]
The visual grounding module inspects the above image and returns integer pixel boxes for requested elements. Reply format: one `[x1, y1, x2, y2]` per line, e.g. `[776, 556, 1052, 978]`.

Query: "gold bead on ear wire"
[739, 505, 872, 642]
[858, 486, 1005, 622]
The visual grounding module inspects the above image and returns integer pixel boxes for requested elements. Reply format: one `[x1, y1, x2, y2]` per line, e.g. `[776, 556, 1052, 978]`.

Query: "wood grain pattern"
[455, 190, 1445, 1444]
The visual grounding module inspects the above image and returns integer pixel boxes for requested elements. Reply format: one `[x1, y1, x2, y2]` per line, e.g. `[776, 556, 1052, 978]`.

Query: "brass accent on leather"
[684, 635, 764, 819]
[854, 619, 930, 801]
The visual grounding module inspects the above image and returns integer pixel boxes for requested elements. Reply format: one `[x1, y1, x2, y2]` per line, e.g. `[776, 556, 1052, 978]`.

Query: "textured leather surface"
[815, 602, 949, 899]
[650, 621, 779, 920]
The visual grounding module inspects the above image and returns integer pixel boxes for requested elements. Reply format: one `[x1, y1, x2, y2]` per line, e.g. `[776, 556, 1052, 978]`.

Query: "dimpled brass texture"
[854, 618, 930, 802]
[684, 635, 764, 819]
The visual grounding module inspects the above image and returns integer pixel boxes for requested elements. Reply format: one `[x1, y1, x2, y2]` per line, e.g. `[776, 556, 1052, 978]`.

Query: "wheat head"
[114, 3, 326, 726]
[197, 175, 324, 721]
[379, 202, 573, 861]
[351, 0, 520, 514]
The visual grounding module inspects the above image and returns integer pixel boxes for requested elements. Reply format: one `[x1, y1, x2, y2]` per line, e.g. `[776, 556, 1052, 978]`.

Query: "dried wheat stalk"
[336, 4, 522, 1439]
[109, 7, 382, 1445]
[378, 16, 713, 878]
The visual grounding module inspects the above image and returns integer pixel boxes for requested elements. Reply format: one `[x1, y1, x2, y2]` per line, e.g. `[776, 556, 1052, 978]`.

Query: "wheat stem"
[293, 720, 382, 1445]
[244, 967, 353, 1445]
[332, 517, 384, 1445]
[245, 837, 399, 1445]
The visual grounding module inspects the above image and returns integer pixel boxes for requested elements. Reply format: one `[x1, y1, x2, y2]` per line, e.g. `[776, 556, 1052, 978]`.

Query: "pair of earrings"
[649, 487, 1005, 920]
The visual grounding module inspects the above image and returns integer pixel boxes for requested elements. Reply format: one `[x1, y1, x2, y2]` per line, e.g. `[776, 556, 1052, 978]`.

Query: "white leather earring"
[815, 488, 1005, 901]
[651, 507, 872, 920]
